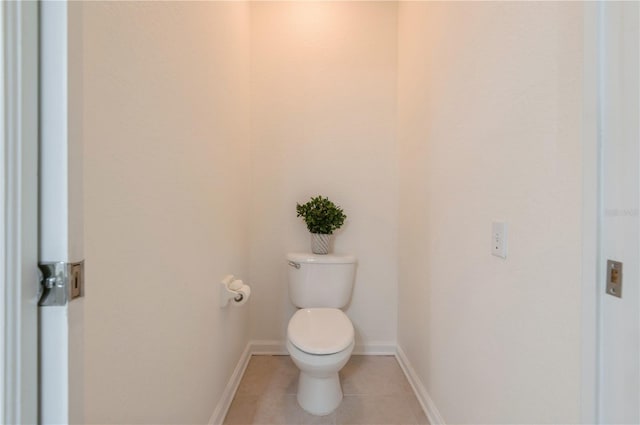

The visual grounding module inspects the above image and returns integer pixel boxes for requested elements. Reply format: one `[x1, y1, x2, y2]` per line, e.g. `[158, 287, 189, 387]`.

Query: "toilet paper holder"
[220, 274, 251, 308]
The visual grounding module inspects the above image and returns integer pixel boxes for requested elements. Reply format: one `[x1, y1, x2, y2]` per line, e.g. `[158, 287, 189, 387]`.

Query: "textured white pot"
[310, 233, 330, 255]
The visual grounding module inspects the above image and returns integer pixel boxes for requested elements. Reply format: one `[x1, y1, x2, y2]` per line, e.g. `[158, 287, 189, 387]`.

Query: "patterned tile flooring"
[224, 355, 430, 425]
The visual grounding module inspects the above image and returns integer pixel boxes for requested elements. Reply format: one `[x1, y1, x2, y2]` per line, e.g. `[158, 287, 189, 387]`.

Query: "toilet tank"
[286, 252, 357, 309]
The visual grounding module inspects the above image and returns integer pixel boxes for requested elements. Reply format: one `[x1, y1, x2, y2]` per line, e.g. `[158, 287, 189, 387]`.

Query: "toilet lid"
[288, 308, 354, 355]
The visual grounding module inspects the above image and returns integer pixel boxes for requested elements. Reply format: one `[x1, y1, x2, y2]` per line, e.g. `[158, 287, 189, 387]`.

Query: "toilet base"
[297, 371, 342, 416]
[286, 339, 354, 416]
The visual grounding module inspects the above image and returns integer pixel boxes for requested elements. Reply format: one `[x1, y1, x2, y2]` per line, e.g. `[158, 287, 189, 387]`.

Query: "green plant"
[296, 196, 347, 235]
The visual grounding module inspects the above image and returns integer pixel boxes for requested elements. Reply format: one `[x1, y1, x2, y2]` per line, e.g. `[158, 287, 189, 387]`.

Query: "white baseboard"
[249, 339, 288, 355]
[249, 339, 397, 356]
[208, 343, 252, 425]
[395, 345, 445, 425]
[352, 341, 396, 355]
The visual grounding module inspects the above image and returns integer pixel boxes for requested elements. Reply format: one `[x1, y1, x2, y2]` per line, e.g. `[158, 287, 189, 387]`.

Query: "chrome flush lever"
[288, 261, 300, 269]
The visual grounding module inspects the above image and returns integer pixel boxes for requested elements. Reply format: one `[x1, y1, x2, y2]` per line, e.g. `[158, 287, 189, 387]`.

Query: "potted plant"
[296, 195, 347, 254]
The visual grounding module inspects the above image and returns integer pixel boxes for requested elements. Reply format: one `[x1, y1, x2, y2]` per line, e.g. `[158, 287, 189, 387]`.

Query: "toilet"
[285, 252, 357, 416]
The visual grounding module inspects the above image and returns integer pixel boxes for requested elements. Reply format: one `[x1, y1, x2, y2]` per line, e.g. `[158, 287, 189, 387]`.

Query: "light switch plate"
[492, 222, 507, 258]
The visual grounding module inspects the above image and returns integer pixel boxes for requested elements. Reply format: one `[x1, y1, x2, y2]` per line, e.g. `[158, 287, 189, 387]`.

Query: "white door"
[0, 1, 39, 423]
[39, 1, 85, 424]
[2, 2, 83, 423]
[598, 2, 640, 423]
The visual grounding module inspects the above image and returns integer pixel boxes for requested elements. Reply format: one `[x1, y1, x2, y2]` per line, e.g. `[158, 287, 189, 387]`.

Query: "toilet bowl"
[286, 307, 355, 416]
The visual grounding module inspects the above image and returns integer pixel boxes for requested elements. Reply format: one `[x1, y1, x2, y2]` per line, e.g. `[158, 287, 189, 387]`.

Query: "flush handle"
[288, 261, 300, 269]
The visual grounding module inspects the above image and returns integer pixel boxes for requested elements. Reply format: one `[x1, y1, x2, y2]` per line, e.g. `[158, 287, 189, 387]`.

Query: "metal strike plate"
[606, 260, 622, 298]
[38, 261, 84, 306]
[70, 262, 84, 300]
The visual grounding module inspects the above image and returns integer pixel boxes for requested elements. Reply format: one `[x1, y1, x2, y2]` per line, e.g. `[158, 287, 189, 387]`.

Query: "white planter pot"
[311, 233, 330, 255]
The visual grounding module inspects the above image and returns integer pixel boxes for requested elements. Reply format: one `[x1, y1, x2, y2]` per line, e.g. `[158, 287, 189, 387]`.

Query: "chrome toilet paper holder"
[220, 274, 250, 308]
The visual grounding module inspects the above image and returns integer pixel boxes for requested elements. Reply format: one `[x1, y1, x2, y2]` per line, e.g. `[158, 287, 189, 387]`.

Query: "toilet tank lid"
[287, 252, 356, 264]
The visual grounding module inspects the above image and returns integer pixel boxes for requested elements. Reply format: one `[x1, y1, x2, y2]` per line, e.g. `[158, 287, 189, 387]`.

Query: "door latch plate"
[606, 260, 622, 298]
[38, 261, 84, 306]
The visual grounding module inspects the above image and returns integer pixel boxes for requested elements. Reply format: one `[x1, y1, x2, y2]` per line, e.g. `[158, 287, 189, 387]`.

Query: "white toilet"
[285, 252, 357, 416]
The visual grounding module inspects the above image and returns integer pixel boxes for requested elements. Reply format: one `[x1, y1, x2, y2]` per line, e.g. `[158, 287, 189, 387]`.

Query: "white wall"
[82, 2, 251, 423]
[81, 2, 593, 423]
[397, 2, 584, 423]
[249, 1, 398, 349]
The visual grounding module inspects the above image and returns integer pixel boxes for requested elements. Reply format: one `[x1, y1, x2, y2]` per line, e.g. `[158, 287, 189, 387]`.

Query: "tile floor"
[224, 355, 430, 425]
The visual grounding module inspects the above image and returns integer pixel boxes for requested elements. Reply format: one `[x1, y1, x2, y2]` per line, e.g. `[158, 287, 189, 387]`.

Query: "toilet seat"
[287, 308, 354, 355]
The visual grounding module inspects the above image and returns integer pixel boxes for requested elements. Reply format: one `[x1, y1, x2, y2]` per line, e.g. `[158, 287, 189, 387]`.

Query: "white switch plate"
[492, 222, 507, 258]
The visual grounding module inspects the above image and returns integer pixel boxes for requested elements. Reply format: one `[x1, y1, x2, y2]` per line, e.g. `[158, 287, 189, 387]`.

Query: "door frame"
[582, 2, 640, 423]
[39, 1, 85, 422]
[581, 3, 600, 423]
[0, 1, 39, 423]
